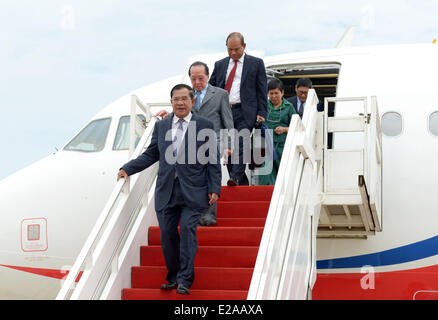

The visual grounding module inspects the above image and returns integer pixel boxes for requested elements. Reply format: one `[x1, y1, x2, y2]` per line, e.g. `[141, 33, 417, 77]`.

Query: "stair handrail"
[248, 89, 322, 299]
[56, 97, 168, 300]
[129, 95, 154, 156]
[368, 96, 383, 231]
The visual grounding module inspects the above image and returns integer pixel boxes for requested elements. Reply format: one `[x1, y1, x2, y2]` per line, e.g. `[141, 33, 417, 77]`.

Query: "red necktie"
[224, 60, 238, 94]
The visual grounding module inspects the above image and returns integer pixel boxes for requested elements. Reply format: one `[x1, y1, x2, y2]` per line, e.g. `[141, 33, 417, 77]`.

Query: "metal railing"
[247, 89, 323, 299]
[56, 96, 170, 300]
[130, 95, 152, 156]
[368, 96, 383, 231]
[321, 96, 382, 235]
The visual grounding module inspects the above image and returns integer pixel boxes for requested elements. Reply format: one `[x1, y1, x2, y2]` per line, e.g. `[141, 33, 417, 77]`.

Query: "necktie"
[195, 91, 201, 111]
[173, 118, 185, 157]
[224, 60, 238, 94]
[299, 102, 304, 118]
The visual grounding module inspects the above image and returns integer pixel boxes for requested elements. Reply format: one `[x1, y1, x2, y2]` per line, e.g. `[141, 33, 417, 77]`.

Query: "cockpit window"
[64, 118, 111, 152]
[113, 115, 146, 150]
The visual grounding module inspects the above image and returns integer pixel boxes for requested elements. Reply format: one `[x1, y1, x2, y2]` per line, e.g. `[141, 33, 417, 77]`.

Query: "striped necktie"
[173, 118, 185, 157]
[298, 101, 305, 118]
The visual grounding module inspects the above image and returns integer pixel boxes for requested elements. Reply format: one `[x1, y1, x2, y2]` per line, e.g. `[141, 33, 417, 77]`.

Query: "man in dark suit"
[154, 61, 233, 226]
[117, 84, 221, 295]
[286, 78, 323, 118]
[210, 32, 267, 186]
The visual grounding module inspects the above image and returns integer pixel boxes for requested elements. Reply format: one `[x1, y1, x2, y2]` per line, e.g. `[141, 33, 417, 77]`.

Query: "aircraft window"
[381, 112, 403, 137]
[64, 118, 111, 152]
[113, 115, 146, 150]
[428, 111, 438, 136]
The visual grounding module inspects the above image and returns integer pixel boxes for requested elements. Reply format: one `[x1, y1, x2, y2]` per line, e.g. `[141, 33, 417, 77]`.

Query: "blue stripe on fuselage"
[317, 234, 438, 269]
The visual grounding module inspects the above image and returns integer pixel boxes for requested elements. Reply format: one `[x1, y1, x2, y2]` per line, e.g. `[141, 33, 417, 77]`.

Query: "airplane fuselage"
[1, 44, 438, 299]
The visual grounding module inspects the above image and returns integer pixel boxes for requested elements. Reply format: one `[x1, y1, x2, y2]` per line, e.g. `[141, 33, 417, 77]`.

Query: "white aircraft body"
[1, 39, 438, 299]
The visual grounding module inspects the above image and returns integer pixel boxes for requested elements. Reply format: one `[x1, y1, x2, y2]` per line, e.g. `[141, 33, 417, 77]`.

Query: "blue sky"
[0, 0, 437, 180]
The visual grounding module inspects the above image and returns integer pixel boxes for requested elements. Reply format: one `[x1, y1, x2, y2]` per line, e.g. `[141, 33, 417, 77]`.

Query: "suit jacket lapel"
[293, 96, 299, 111]
[167, 114, 174, 149]
[241, 54, 249, 86]
[178, 113, 198, 159]
[220, 58, 228, 87]
[200, 85, 214, 108]
[186, 113, 198, 139]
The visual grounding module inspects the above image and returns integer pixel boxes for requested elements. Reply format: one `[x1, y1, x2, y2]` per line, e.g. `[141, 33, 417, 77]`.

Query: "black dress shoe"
[160, 282, 177, 290]
[198, 216, 207, 226]
[227, 179, 237, 186]
[176, 284, 190, 295]
[203, 219, 217, 226]
[199, 214, 216, 226]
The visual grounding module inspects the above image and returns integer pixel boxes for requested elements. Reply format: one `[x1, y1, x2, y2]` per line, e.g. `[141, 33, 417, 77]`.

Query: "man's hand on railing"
[154, 110, 170, 119]
[117, 169, 129, 182]
[208, 193, 219, 205]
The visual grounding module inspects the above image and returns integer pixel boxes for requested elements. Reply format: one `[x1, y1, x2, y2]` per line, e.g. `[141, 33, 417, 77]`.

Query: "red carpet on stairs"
[122, 185, 274, 300]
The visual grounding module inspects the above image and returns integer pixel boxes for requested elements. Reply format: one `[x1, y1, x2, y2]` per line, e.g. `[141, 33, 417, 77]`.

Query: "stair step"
[132, 266, 253, 290]
[216, 217, 266, 227]
[122, 288, 248, 300]
[219, 186, 274, 201]
[148, 226, 264, 246]
[217, 201, 270, 218]
[122, 186, 271, 300]
[141, 245, 259, 267]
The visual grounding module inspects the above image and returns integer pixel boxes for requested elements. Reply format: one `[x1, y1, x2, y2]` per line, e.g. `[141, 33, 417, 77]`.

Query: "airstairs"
[56, 89, 382, 300]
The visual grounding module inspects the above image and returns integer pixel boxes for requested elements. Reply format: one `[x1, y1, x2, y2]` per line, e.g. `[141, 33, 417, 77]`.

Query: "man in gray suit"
[190, 61, 234, 154]
[156, 61, 234, 226]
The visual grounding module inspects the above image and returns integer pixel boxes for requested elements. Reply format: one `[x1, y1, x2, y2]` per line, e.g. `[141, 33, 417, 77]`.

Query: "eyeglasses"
[171, 97, 191, 103]
[297, 90, 309, 96]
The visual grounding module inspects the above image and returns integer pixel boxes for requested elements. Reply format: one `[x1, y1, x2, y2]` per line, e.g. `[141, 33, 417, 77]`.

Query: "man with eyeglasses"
[286, 78, 323, 118]
[154, 61, 233, 226]
[117, 84, 221, 295]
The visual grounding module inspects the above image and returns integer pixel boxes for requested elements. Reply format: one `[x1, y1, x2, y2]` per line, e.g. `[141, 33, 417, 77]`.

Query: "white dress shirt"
[226, 53, 245, 104]
[172, 112, 192, 153]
